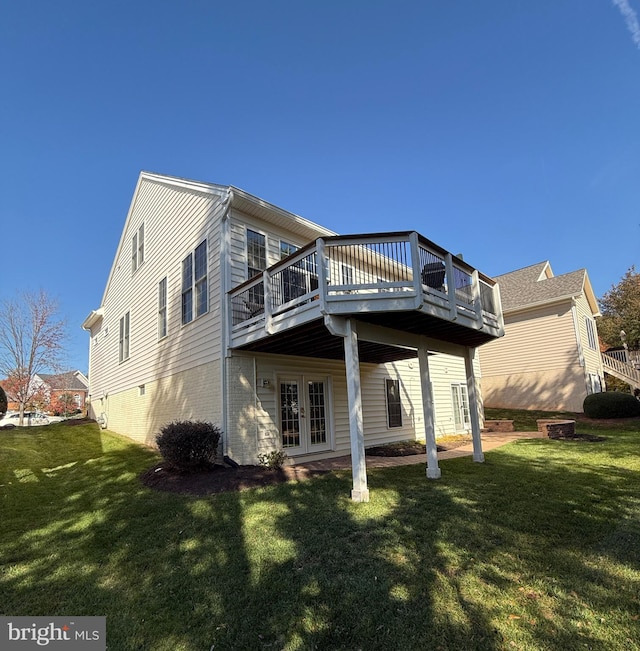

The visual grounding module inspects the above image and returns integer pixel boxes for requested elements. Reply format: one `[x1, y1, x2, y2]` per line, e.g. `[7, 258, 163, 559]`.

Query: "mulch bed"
[140, 431, 609, 496]
[552, 432, 607, 442]
[140, 439, 472, 496]
[140, 462, 330, 496]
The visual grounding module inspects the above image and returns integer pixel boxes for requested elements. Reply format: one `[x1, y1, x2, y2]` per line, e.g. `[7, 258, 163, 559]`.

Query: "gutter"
[220, 188, 234, 458]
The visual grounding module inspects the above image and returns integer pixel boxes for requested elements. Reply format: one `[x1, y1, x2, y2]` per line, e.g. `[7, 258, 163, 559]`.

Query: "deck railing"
[230, 232, 501, 337]
[601, 350, 640, 388]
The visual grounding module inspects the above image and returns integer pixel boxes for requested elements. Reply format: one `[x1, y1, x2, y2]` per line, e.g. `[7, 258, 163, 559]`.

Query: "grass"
[1, 416, 640, 650]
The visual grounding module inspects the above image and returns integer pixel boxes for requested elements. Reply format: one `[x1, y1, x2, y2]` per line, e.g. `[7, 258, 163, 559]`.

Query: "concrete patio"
[296, 430, 544, 472]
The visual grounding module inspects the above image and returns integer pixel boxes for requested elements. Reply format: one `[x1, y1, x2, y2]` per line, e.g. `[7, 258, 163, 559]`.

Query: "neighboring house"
[0, 370, 88, 412]
[479, 261, 604, 413]
[82, 171, 504, 500]
[36, 371, 89, 411]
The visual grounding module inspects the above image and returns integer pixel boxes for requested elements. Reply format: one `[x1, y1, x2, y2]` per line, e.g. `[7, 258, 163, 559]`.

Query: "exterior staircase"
[601, 350, 640, 390]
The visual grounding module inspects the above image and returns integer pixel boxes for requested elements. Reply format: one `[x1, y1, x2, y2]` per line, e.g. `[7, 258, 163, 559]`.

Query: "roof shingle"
[495, 262, 587, 312]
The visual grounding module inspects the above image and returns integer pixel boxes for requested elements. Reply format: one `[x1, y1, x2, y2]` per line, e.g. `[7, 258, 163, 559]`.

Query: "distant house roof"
[38, 371, 89, 392]
[495, 261, 600, 316]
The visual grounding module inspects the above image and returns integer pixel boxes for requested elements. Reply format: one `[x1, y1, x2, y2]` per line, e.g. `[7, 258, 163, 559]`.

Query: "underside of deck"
[233, 310, 498, 364]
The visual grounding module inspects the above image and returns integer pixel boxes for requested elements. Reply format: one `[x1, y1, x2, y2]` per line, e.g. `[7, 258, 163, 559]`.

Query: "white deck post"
[343, 318, 369, 502]
[465, 347, 484, 463]
[418, 338, 441, 479]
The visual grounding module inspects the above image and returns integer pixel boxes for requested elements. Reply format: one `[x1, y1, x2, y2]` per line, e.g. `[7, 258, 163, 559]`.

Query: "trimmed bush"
[156, 421, 222, 471]
[583, 392, 640, 419]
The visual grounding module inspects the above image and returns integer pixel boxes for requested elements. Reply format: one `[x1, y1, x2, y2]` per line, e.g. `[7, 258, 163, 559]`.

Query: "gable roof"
[495, 261, 600, 316]
[37, 371, 89, 392]
[86, 171, 338, 320]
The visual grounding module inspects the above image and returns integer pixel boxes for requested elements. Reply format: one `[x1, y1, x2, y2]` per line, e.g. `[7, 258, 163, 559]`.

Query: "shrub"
[583, 392, 640, 419]
[257, 449, 288, 470]
[156, 421, 222, 471]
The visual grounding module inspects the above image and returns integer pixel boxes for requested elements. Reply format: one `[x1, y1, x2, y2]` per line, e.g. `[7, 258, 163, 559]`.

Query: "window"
[385, 379, 402, 428]
[247, 229, 266, 306]
[585, 317, 597, 350]
[341, 264, 354, 286]
[182, 240, 208, 325]
[158, 277, 167, 339]
[132, 223, 145, 272]
[280, 240, 299, 259]
[247, 229, 266, 279]
[119, 312, 130, 363]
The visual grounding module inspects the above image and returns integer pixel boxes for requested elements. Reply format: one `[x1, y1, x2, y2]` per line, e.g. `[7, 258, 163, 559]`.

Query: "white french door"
[278, 376, 331, 456]
[451, 383, 471, 432]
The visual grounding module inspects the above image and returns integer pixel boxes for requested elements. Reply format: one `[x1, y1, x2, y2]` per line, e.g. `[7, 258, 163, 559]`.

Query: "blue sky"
[1, 0, 639, 374]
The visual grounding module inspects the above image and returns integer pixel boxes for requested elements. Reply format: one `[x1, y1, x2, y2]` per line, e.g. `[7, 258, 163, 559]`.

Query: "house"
[478, 261, 604, 412]
[1, 370, 88, 413]
[36, 371, 89, 412]
[82, 172, 504, 501]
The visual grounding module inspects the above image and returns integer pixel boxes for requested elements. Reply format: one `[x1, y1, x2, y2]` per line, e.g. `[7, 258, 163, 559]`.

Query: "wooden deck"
[229, 231, 503, 360]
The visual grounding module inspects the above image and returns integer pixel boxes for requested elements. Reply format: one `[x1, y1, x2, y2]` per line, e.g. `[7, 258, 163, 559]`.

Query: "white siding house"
[83, 172, 504, 501]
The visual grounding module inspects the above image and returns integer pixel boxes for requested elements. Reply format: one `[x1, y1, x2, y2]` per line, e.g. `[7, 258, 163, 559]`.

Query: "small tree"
[0, 290, 67, 425]
[50, 392, 77, 417]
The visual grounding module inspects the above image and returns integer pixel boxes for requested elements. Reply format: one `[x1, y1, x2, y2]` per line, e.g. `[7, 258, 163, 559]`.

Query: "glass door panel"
[280, 380, 301, 451]
[278, 377, 331, 455]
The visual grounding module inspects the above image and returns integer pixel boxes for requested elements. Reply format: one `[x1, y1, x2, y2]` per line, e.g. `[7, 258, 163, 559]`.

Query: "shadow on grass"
[1, 425, 639, 650]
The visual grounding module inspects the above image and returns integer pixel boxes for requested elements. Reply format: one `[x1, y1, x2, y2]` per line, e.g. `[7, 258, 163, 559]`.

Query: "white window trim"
[247, 228, 267, 280]
[385, 378, 402, 428]
[132, 223, 145, 273]
[158, 276, 167, 340]
[585, 316, 597, 350]
[181, 240, 208, 325]
[119, 311, 130, 363]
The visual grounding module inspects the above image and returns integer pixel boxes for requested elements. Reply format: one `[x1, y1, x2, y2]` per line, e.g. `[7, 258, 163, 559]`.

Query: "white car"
[0, 412, 50, 427]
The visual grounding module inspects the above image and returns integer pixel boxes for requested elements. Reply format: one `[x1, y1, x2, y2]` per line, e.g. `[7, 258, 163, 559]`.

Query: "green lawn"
[1, 417, 639, 650]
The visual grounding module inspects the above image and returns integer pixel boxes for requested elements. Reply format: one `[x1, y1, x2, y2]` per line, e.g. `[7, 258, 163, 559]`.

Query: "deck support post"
[465, 346, 484, 463]
[418, 338, 441, 479]
[343, 318, 369, 502]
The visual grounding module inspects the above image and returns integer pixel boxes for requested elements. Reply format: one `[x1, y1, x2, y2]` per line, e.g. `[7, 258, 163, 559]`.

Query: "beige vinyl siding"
[225, 350, 473, 465]
[480, 302, 578, 377]
[428, 353, 477, 436]
[481, 368, 587, 412]
[228, 210, 323, 288]
[479, 299, 595, 412]
[87, 178, 226, 437]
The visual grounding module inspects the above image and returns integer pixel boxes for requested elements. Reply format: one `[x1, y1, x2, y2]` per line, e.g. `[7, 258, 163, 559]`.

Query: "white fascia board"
[581, 273, 601, 317]
[504, 294, 579, 317]
[82, 308, 104, 330]
[140, 171, 229, 197]
[229, 186, 337, 238]
[98, 172, 227, 308]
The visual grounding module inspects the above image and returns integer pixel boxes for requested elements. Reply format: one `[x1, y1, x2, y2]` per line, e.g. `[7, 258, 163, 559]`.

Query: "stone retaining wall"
[536, 419, 576, 439]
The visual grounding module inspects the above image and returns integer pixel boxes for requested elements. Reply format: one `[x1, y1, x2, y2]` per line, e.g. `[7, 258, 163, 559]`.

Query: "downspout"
[220, 188, 234, 458]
